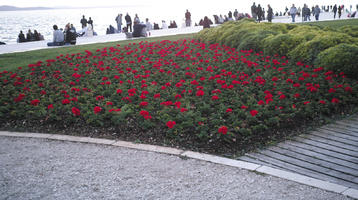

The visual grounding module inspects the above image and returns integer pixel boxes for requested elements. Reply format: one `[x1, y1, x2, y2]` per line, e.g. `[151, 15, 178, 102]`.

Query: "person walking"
[302, 4, 311, 21]
[256, 4, 263, 22]
[115, 14, 123, 32]
[338, 5, 342, 19]
[125, 13, 132, 32]
[185, 9, 191, 27]
[289, 4, 297, 22]
[314, 5, 321, 21]
[333, 4, 338, 19]
[80, 15, 87, 28]
[267, 4, 273, 22]
[251, 2, 257, 21]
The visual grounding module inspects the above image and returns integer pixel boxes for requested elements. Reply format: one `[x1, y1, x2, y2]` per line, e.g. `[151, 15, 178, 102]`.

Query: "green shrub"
[315, 43, 358, 79]
[288, 32, 356, 64]
[263, 34, 304, 56]
[339, 25, 358, 38]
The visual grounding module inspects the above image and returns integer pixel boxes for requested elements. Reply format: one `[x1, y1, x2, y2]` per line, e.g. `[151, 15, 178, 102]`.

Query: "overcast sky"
[1, 0, 357, 15]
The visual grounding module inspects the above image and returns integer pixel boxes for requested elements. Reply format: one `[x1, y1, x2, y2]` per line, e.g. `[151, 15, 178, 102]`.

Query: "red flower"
[72, 107, 80, 116]
[106, 102, 113, 106]
[319, 100, 326, 104]
[31, 99, 40, 106]
[109, 108, 121, 112]
[250, 110, 258, 117]
[94, 106, 102, 114]
[279, 94, 286, 100]
[154, 93, 161, 98]
[196, 90, 204, 96]
[218, 126, 228, 135]
[294, 93, 300, 98]
[166, 121, 176, 129]
[226, 108, 233, 113]
[328, 88, 336, 93]
[241, 105, 248, 109]
[331, 98, 340, 104]
[140, 101, 148, 107]
[212, 95, 219, 100]
[62, 99, 70, 104]
[258, 100, 265, 105]
[304, 101, 311, 105]
[48, 104, 54, 109]
[180, 108, 188, 112]
[140, 110, 149, 116]
[345, 87, 352, 92]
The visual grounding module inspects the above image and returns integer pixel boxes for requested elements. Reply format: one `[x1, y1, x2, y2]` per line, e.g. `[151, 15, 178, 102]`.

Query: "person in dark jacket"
[267, 4, 273, 22]
[125, 13, 132, 32]
[33, 30, 40, 41]
[185, 9, 191, 27]
[251, 2, 257, 21]
[333, 4, 338, 19]
[338, 5, 342, 19]
[18, 30, 26, 43]
[80, 15, 87, 28]
[26, 29, 34, 41]
[88, 17, 93, 28]
[256, 4, 263, 22]
[132, 21, 146, 37]
[202, 16, 211, 28]
[65, 24, 76, 45]
[302, 4, 311, 21]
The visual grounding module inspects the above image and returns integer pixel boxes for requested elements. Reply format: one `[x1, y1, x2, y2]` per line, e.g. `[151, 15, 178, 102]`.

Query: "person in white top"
[47, 25, 64, 46]
[161, 20, 168, 29]
[145, 18, 153, 36]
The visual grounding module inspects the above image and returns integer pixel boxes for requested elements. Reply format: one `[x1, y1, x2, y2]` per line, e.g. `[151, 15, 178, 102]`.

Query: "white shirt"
[53, 29, 64, 42]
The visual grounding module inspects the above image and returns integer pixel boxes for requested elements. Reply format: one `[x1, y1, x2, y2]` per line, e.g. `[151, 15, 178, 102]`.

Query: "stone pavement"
[0, 132, 355, 200]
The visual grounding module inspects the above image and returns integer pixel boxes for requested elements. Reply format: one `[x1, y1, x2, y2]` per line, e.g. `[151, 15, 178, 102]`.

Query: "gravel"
[0, 136, 353, 200]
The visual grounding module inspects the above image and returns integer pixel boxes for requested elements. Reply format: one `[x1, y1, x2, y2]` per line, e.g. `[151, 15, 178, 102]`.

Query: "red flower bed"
[0, 39, 357, 148]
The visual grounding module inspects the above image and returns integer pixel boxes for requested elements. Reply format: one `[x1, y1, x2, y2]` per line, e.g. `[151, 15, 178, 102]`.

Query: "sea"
[0, 1, 356, 44]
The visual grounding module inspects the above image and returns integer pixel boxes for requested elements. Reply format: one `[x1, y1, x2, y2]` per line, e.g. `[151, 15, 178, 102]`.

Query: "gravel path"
[0, 136, 353, 200]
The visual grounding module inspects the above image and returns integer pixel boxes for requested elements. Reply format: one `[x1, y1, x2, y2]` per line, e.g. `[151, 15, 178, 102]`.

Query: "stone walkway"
[238, 115, 358, 190]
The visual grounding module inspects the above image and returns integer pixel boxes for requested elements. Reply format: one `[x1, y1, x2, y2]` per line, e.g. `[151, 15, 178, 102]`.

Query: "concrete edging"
[0, 131, 357, 199]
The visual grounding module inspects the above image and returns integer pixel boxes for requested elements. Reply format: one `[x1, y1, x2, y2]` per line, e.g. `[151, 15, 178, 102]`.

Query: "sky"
[1, 0, 357, 10]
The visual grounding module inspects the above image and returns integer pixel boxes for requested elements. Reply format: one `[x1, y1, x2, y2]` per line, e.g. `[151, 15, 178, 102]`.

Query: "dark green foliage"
[315, 43, 358, 79]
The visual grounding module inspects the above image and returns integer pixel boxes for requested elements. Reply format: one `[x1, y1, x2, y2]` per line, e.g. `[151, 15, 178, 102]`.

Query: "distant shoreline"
[0, 5, 53, 11]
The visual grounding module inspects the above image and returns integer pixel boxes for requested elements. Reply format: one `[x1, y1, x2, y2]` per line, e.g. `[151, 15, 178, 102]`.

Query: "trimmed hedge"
[195, 19, 358, 79]
[315, 43, 358, 79]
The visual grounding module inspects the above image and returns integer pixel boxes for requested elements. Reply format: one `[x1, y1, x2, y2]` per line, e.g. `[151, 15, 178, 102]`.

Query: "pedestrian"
[267, 4, 273, 22]
[314, 5, 321, 21]
[233, 9, 238, 20]
[289, 4, 297, 22]
[134, 14, 140, 23]
[115, 14, 123, 33]
[125, 13, 132, 32]
[333, 4, 337, 19]
[88, 17, 93, 28]
[302, 4, 311, 21]
[251, 2, 257, 21]
[185, 9, 191, 27]
[47, 25, 64, 46]
[64, 23, 76, 45]
[202, 16, 211, 28]
[145, 18, 152, 36]
[338, 5, 342, 19]
[256, 4, 263, 22]
[80, 15, 87, 28]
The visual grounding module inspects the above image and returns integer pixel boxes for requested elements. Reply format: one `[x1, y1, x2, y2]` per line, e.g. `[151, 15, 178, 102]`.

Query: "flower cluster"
[0, 39, 357, 144]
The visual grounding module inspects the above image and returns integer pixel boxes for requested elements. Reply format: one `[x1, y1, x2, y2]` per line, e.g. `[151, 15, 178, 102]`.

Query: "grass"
[0, 33, 194, 71]
[300, 18, 358, 28]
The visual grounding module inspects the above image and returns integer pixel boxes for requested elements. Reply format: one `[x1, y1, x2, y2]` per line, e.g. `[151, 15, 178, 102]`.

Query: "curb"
[0, 131, 357, 199]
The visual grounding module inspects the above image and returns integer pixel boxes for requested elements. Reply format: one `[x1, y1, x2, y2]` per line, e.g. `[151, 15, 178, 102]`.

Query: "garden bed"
[1, 39, 357, 155]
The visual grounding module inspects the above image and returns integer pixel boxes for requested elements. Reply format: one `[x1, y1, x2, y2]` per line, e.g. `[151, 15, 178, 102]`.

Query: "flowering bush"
[0, 39, 357, 149]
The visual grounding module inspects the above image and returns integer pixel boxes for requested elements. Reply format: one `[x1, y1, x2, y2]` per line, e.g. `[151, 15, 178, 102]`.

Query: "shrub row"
[195, 19, 358, 79]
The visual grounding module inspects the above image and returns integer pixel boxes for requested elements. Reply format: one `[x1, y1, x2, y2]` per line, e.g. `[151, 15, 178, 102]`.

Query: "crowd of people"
[13, 4, 358, 46]
[17, 29, 44, 43]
